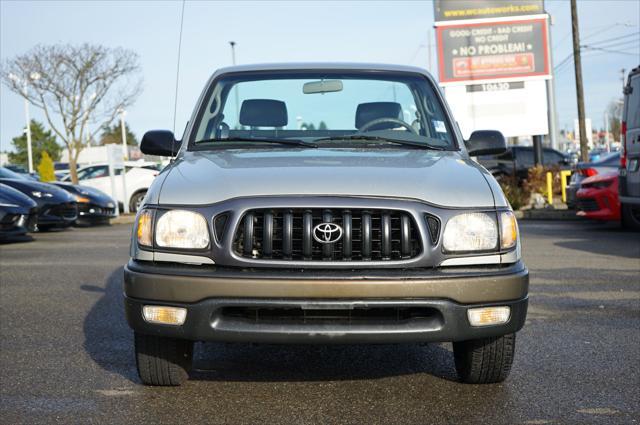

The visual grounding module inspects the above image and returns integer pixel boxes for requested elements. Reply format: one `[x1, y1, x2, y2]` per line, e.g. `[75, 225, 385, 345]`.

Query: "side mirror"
[465, 130, 507, 156]
[140, 130, 181, 156]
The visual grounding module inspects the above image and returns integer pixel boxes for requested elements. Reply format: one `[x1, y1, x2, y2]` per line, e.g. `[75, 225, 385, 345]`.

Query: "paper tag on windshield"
[434, 120, 447, 133]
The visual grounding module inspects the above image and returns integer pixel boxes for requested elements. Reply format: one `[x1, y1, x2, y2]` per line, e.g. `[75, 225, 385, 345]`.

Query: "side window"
[543, 150, 564, 165]
[517, 149, 534, 167]
[76, 167, 94, 180]
[626, 75, 640, 129]
[496, 150, 513, 161]
[84, 166, 109, 179]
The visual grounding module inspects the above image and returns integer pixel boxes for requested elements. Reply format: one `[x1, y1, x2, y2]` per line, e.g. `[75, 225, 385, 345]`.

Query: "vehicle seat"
[355, 102, 403, 131]
[239, 99, 288, 128]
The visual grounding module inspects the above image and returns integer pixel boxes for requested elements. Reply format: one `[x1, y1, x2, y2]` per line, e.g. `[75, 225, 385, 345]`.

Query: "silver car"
[620, 65, 640, 229]
[125, 63, 528, 386]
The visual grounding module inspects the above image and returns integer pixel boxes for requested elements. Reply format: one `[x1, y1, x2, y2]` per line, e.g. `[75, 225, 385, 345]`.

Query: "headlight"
[499, 211, 518, 250]
[31, 191, 53, 198]
[442, 213, 498, 252]
[155, 210, 209, 249]
[137, 209, 153, 247]
[76, 195, 90, 203]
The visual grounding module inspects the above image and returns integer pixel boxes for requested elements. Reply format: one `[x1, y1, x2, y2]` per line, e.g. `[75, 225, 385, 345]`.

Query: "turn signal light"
[137, 210, 153, 247]
[142, 305, 187, 325]
[467, 306, 510, 327]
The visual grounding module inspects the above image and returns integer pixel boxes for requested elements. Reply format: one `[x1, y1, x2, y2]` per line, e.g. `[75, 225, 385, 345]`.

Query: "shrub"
[37, 151, 56, 182]
[498, 173, 530, 211]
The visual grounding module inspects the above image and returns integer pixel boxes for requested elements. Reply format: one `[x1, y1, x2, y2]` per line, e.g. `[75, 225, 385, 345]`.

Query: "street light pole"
[10, 73, 39, 174]
[22, 80, 34, 174]
[119, 108, 128, 160]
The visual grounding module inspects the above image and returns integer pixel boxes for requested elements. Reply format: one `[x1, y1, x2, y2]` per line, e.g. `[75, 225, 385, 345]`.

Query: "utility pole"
[571, 0, 588, 162]
[621, 68, 626, 91]
[229, 41, 240, 126]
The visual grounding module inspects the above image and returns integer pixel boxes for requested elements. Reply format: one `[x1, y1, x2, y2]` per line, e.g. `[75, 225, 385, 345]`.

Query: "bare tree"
[1, 44, 142, 183]
[606, 99, 624, 143]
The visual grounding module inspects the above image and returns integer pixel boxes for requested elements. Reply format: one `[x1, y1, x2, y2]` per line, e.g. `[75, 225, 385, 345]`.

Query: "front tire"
[621, 203, 640, 231]
[453, 333, 516, 384]
[134, 332, 193, 386]
[129, 191, 146, 213]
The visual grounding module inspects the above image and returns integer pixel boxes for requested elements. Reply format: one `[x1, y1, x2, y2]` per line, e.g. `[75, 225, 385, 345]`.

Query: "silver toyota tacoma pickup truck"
[126, 63, 528, 386]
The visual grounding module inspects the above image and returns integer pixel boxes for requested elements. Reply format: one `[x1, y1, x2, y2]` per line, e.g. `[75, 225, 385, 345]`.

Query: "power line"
[581, 45, 639, 56]
[587, 31, 639, 46]
[591, 39, 639, 50]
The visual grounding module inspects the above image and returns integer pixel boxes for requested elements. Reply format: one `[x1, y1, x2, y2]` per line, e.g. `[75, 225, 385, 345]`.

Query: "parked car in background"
[576, 172, 620, 222]
[4, 164, 39, 181]
[0, 183, 38, 239]
[620, 65, 640, 230]
[566, 152, 620, 208]
[477, 146, 571, 182]
[52, 182, 117, 225]
[0, 167, 77, 230]
[62, 161, 160, 212]
[54, 162, 70, 181]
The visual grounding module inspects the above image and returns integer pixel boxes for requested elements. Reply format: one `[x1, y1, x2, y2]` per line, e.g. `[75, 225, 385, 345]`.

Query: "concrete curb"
[516, 209, 581, 221]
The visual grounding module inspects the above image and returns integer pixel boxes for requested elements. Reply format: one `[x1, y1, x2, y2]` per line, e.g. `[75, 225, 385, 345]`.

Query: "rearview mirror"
[465, 130, 506, 156]
[303, 80, 343, 94]
[141, 130, 181, 156]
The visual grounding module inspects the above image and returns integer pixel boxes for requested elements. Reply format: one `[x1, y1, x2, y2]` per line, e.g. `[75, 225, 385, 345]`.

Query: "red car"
[576, 172, 620, 221]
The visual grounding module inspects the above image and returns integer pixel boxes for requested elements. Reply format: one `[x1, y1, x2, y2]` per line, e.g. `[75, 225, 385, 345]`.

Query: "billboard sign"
[444, 79, 549, 138]
[434, 0, 545, 23]
[437, 17, 550, 84]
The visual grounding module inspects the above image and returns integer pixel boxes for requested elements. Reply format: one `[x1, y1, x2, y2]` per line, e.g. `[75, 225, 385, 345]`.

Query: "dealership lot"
[0, 221, 638, 424]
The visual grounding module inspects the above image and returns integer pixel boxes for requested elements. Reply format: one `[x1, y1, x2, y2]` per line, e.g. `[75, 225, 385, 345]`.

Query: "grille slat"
[362, 212, 372, 260]
[262, 211, 273, 257]
[234, 208, 421, 262]
[283, 211, 293, 258]
[303, 211, 313, 258]
[343, 211, 352, 259]
[243, 212, 254, 256]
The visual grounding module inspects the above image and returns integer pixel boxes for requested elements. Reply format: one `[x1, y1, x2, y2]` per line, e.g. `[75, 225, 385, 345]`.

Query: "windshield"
[190, 71, 456, 150]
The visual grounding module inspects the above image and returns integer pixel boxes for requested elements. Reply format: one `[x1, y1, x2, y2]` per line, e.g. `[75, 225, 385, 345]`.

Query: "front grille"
[233, 208, 422, 261]
[46, 203, 78, 219]
[577, 198, 599, 212]
[221, 306, 439, 325]
[0, 213, 20, 230]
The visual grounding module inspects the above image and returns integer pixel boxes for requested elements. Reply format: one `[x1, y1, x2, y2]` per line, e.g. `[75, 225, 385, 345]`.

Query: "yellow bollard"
[546, 172, 553, 205]
[560, 170, 572, 203]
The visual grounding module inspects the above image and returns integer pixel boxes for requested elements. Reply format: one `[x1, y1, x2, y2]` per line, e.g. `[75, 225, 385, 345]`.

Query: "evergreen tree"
[37, 151, 56, 182]
[99, 122, 138, 146]
[8, 120, 62, 168]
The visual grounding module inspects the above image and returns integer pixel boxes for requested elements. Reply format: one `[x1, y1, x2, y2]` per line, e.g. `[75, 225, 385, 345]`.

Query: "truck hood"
[156, 148, 498, 208]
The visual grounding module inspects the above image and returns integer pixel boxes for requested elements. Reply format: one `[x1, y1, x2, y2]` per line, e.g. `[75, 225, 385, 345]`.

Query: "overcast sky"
[1, 0, 638, 153]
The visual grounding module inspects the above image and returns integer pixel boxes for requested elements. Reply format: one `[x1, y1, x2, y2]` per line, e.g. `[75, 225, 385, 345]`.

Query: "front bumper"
[38, 201, 78, 226]
[76, 203, 117, 223]
[124, 260, 529, 343]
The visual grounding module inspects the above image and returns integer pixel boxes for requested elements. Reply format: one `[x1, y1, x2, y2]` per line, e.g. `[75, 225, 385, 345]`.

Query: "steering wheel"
[359, 117, 418, 134]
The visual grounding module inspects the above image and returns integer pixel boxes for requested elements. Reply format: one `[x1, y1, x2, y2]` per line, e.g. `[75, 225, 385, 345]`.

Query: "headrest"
[355, 102, 403, 129]
[239, 99, 288, 127]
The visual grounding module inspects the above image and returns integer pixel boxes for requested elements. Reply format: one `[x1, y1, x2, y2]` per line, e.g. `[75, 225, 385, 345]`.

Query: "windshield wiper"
[314, 135, 446, 150]
[195, 137, 318, 148]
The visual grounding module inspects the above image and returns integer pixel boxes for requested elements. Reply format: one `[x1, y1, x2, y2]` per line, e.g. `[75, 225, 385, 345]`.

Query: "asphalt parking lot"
[1, 220, 638, 424]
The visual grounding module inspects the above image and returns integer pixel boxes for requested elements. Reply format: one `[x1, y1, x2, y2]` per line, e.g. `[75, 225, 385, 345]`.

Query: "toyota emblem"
[313, 222, 343, 244]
